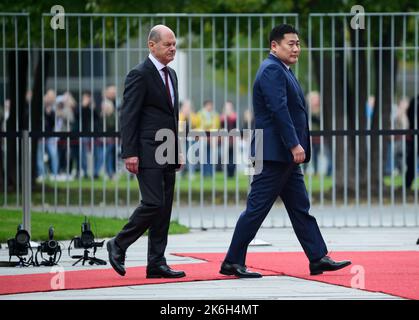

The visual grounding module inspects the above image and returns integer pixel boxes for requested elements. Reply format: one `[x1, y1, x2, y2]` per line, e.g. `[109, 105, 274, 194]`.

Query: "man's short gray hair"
[148, 26, 162, 43]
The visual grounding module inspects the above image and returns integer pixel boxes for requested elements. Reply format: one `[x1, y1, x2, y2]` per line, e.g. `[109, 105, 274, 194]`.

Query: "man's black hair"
[269, 24, 299, 45]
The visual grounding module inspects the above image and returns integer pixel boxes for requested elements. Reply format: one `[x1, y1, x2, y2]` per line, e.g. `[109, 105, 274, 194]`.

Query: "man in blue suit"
[220, 24, 351, 278]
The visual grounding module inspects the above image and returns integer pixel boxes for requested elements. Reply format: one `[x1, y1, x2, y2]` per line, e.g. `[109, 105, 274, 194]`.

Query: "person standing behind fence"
[385, 98, 409, 176]
[73, 90, 99, 179]
[307, 91, 321, 175]
[55, 92, 76, 180]
[220, 24, 351, 278]
[107, 25, 185, 279]
[197, 100, 220, 176]
[238, 109, 254, 174]
[104, 85, 118, 179]
[102, 94, 117, 179]
[220, 101, 238, 178]
[36, 89, 59, 182]
[365, 95, 375, 130]
[1, 99, 10, 131]
[306, 91, 331, 176]
[406, 94, 419, 190]
[179, 99, 200, 178]
[93, 87, 117, 180]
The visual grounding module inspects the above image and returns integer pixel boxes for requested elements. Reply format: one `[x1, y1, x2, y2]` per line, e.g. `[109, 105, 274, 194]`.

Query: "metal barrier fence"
[306, 13, 419, 228]
[0, 12, 418, 230]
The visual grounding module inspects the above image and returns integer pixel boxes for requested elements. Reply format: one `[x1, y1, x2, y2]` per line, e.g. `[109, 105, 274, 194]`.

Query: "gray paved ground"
[1, 226, 418, 300]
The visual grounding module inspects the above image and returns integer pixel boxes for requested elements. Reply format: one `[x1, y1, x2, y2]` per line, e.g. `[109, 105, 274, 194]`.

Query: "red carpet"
[0, 261, 278, 296]
[1, 251, 418, 299]
[175, 251, 419, 300]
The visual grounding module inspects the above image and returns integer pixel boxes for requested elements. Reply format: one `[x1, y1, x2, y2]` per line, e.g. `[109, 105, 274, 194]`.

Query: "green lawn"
[0, 208, 189, 242]
[1, 172, 331, 205]
[0, 173, 417, 206]
[35, 171, 335, 194]
[38, 172, 253, 193]
[39, 172, 419, 192]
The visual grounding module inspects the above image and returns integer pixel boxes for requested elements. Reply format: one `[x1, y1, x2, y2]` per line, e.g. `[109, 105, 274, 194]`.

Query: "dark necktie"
[162, 66, 173, 108]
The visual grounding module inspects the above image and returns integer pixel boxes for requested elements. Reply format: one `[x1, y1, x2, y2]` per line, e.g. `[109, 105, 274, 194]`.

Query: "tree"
[293, 0, 418, 202]
[0, 0, 418, 202]
[0, 1, 91, 193]
[0, 0, 292, 193]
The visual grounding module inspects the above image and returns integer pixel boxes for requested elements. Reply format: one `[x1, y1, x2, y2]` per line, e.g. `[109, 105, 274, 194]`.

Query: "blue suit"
[251, 54, 311, 163]
[224, 54, 328, 265]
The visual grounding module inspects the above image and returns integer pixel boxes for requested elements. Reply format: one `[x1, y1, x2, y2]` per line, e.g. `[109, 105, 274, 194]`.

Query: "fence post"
[22, 130, 31, 234]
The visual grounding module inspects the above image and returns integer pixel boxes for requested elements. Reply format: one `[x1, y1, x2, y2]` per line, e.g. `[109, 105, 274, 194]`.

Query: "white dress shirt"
[148, 53, 175, 107]
[269, 53, 290, 70]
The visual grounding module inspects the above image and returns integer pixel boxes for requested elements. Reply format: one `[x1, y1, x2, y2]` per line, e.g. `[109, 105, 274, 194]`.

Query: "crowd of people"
[306, 91, 419, 186]
[178, 99, 248, 179]
[0, 89, 418, 187]
[34, 86, 118, 182]
[33, 90, 250, 181]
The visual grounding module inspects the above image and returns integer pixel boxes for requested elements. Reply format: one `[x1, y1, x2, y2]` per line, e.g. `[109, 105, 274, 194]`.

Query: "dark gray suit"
[116, 57, 180, 268]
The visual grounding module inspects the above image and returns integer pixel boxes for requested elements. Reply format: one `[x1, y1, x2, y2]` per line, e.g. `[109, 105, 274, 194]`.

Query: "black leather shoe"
[146, 265, 186, 278]
[107, 238, 126, 276]
[309, 256, 351, 275]
[219, 261, 262, 278]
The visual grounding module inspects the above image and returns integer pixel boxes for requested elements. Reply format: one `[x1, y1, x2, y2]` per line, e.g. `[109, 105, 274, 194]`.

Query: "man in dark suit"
[220, 24, 351, 278]
[107, 25, 185, 278]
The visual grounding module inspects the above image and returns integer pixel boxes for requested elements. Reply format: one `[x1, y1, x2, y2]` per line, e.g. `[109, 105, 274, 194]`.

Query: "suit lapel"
[269, 55, 308, 115]
[145, 58, 174, 114]
[288, 70, 308, 112]
[168, 68, 179, 118]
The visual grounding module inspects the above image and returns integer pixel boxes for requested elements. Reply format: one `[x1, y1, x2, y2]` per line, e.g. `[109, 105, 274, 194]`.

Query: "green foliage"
[0, 0, 89, 47]
[1, 0, 418, 60]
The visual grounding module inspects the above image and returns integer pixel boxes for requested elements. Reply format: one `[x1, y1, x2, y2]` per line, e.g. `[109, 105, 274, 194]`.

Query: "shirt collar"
[148, 53, 166, 72]
[269, 53, 290, 70]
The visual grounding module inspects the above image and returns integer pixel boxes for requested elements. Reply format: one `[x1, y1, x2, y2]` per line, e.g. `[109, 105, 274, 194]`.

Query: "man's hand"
[176, 153, 185, 172]
[290, 144, 305, 164]
[124, 156, 139, 174]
